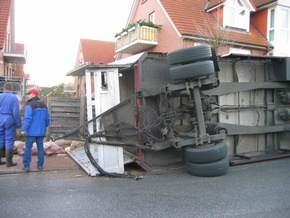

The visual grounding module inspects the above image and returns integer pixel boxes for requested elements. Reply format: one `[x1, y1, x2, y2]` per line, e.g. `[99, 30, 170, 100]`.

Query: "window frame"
[223, 0, 250, 32]
[149, 11, 155, 23]
[268, 8, 275, 42]
[280, 7, 289, 43]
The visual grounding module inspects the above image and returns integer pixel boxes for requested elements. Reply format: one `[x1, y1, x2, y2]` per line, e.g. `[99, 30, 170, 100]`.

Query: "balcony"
[115, 25, 159, 54]
[3, 49, 27, 64]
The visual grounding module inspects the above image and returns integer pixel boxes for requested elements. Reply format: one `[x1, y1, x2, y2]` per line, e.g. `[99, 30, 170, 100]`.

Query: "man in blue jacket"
[0, 82, 22, 166]
[21, 88, 50, 172]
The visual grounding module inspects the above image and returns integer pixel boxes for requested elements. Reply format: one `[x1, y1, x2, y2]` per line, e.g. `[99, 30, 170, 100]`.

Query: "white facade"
[267, 1, 290, 56]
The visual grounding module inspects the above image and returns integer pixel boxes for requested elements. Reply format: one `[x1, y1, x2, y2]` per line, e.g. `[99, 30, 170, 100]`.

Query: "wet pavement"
[0, 158, 290, 218]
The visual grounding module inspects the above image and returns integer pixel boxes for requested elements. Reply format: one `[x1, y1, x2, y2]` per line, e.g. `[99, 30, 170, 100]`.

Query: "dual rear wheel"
[168, 45, 227, 176]
[167, 44, 220, 81]
[184, 141, 229, 177]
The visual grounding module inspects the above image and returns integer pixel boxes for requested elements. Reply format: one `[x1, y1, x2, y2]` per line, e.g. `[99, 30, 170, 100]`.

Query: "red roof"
[0, 0, 12, 49]
[207, 0, 225, 8]
[80, 39, 115, 64]
[251, 0, 278, 8]
[160, 0, 271, 48]
[206, 0, 277, 10]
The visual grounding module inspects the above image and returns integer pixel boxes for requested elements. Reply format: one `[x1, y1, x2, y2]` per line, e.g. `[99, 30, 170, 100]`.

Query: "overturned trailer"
[67, 45, 290, 177]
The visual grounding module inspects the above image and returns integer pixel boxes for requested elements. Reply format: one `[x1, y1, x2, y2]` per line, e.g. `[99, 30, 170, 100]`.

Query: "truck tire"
[169, 60, 215, 81]
[184, 141, 227, 164]
[167, 44, 213, 65]
[186, 155, 229, 177]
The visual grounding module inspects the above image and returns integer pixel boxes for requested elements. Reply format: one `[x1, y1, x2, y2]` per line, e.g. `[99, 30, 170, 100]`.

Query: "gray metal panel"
[268, 57, 290, 81]
[138, 52, 171, 96]
[211, 56, 290, 156]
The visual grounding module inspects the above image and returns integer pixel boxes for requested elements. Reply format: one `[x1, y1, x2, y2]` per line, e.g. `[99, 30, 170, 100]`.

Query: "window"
[230, 47, 251, 54]
[149, 12, 155, 23]
[269, 9, 275, 41]
[280, 8, 289, 42]
[101, 72, 108, 91]
[223, 0, 250, 32]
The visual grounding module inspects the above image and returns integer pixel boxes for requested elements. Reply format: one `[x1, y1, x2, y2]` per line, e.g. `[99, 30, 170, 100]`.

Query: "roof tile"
[0, 0, 12, 49]
[80, 39, 116, 64]
[251, 0, 278, 8]
[160, 0, 271, 48]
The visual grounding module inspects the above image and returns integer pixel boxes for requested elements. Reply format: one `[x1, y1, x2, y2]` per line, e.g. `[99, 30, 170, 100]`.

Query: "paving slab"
[0, 153, 83, 174]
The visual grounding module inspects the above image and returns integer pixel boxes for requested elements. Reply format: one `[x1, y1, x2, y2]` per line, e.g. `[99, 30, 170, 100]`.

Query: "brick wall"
[251, 9, 268, 37]
[133, 0, 184, 53]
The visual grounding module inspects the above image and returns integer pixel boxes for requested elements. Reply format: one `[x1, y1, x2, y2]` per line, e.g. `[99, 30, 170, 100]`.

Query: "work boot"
[22, 167, 30, 173]
[0, 147, 6, 165]
[6, 149, 17, 167]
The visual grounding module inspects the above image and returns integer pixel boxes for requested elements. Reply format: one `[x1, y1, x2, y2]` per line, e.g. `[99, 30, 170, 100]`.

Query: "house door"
[94, 69, 120, 115]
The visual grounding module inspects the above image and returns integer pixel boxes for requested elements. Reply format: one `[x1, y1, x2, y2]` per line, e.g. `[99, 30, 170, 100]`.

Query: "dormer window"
[223, 0, 251, 32]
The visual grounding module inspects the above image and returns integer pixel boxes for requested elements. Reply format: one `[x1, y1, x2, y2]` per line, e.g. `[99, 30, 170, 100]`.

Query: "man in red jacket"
[21, 88, 50, 172]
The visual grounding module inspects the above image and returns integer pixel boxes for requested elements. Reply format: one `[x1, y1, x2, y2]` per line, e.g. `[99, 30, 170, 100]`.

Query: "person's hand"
[16, 127, 22, 137]
[20, 131, 26, 136]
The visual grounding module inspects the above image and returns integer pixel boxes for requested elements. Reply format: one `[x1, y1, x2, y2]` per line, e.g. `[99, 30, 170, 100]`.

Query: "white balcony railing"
[115, 25, 158, 54]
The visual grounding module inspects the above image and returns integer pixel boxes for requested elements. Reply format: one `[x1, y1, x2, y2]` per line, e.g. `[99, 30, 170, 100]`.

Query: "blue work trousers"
[0, 115, 16, 149]
[23, 136, 44, 168]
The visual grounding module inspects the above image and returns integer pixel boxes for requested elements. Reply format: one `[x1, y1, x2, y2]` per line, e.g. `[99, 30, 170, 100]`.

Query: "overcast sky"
[14, 0, 134, 87]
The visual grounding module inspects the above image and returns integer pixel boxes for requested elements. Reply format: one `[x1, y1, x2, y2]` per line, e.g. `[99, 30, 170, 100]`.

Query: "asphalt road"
[1, 158, 290, 218]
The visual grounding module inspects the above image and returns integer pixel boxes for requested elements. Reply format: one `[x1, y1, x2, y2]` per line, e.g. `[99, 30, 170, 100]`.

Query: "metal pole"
[193, 86, 206, 137]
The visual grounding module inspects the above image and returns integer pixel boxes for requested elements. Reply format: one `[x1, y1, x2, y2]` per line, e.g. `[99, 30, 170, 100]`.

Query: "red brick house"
[116, 0, 290, 58]
[73, 39, 116, 97]
[0, 0, 27, 96]
[69, 0, 289, 98]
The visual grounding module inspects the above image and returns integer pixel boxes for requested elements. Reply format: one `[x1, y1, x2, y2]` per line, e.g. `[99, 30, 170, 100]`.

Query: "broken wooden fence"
[47, 97, 86, 140]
